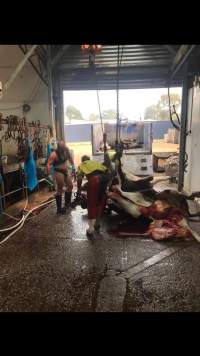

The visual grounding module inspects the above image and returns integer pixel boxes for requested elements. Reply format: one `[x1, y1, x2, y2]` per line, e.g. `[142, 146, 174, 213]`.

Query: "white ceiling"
[0, 45, 47, 103]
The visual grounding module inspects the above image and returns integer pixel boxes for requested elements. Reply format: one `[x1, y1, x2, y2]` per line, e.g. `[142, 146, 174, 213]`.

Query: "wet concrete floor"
[0, 202, 200, 312]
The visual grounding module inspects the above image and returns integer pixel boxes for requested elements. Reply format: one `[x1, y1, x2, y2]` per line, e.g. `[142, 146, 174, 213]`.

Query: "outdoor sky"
[63, 87, 182, 121]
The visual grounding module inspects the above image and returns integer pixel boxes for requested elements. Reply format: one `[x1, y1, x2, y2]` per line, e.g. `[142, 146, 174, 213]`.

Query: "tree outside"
[84, 109, 124, 123]
[65, 105, 84, 123]
[89, 110, 118, 122]
[64, 95, 181, 124]
[144, 93, 181, 121]
[101, 109, 117, 121]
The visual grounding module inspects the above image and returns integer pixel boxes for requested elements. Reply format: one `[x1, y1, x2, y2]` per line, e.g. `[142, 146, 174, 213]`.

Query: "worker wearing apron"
[77, 155, 109, 237]
[47, 141, 75, 214]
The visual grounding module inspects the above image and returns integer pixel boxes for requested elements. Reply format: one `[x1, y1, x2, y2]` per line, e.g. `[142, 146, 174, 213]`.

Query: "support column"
[59, 77, 65, 141]
[53, 73, 65, 141]
[47, 45, 56, 137]
[178, 63, 189, 191]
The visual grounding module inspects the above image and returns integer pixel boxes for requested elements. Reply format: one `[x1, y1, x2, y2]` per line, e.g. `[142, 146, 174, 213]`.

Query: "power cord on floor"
[0, 198, 29, 232]
[0, 178, 55, 233]
[0, 198, 55, 246]
[2, 212, 21, 221]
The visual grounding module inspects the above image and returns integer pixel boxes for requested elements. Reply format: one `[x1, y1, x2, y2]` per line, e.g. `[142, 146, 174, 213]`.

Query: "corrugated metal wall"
[59, 45, 182, 90]
[64, 121, 174, 143]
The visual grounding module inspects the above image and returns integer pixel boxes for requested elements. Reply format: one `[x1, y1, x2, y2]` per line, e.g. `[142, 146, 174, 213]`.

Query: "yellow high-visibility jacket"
[77, 160, 107, 179]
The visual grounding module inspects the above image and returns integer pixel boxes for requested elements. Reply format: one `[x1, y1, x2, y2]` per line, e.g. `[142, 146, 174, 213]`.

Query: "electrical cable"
[0, 198, 55, 246]
[0, 177, 54, 231]
[96, 90, 104, 137]
[167, 87, 181, 131]
[2, 212, 20, 221]
[116, 46, 124, 143]
[0, 215, 26, 232]
[188, 84, 194, 134]
[119, 46, 124, 67]
[172, 105, 180, 125]
[184, 151, 188, 172]
[116, 45, 120, 143]
[28, 77, 43, 103]
[92, 52, 104, 146]
[118, 46, 124, 141]
[0, 197, 28, 232]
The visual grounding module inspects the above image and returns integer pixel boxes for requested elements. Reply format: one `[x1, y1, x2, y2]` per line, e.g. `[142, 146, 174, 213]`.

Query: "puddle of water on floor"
[121, 238, 128, 270]
[70, 207, 88, 241]
[73, 237, 88, 241]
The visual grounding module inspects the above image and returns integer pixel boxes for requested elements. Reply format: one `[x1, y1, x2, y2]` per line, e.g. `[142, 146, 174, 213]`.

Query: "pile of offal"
[105, 156, 200, 242]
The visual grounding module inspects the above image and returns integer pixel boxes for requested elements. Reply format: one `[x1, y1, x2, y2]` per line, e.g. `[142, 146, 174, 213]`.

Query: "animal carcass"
[108, 158, 200, 242]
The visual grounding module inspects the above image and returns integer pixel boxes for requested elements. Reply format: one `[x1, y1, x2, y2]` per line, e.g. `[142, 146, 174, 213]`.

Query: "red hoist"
[81, 45, 102, 66]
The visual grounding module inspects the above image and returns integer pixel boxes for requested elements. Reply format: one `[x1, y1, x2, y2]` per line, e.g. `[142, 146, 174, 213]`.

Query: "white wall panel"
[184, 85, 200, 193]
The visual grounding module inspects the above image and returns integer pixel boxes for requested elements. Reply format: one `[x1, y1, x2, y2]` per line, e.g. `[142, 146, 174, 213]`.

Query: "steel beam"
[59, 59, 170, 68]
[60, 80, 181, 91]
[61, 72, 175, 81]
[163, 45, 176, 55]
[178, 63, 189, 191]
[59, 76, 65, 140]
[170, 45, 196, 79]
[59, 66, 183, 89]
[5, 45, 38, 91]
[19, 45, 48, 86]
[62, 53, 169, 60]
[59, 65, 170, 75]
[51, 45, 71, 69]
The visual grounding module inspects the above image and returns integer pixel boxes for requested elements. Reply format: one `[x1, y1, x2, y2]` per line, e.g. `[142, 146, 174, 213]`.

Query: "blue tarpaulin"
[46, 143, 52, 162]
[24, 140, 38, 191]
[45, 143, 54, 176]
[127, 125, 134, 134]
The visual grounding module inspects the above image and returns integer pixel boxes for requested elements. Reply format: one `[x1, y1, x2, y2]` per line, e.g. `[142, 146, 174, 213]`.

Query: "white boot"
[86, 219, 96, 236]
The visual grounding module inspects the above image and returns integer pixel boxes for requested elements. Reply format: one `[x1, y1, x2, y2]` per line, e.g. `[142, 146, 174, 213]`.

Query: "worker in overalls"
[47, 141, 75, 214]
[77, 155, 109, 237]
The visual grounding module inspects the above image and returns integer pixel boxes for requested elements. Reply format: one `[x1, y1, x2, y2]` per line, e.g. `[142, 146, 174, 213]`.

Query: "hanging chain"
[96, 89, 104, 136]
[116, 45, 124, 143]
[95, 72, 109, 162]
[118, 46, 124, 141]
[116, 45, 120, 143]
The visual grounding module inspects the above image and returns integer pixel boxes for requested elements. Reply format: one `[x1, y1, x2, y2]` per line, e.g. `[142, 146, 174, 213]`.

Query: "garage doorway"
[63, 87, 182, 171]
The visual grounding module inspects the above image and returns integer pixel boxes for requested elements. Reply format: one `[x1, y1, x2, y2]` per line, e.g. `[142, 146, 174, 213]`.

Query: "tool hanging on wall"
[31, 120, 43, 160]
[0, 114, 53, 164]
[17, 137, 29, 161]
[2, 115, 27, 142]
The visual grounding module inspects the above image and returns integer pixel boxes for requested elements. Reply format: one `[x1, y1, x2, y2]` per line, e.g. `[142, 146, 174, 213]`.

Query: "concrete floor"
[0, 200, 200, 312]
